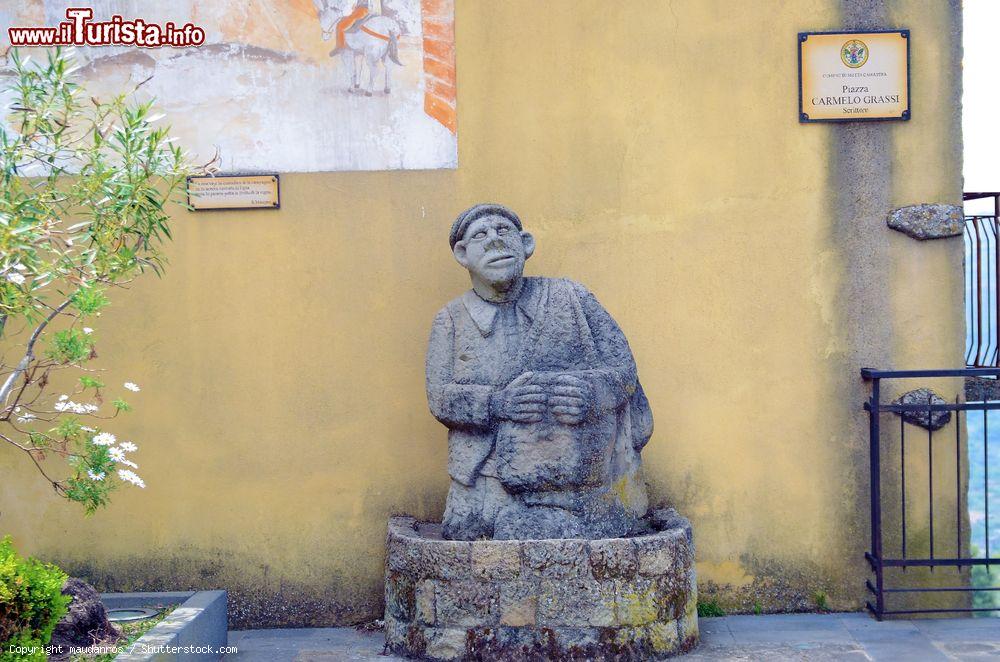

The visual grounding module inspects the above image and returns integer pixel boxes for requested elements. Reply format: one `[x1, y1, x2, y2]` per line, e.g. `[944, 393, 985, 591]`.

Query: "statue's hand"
[491, 371, 546, 424]
[548, 374, 592, 426]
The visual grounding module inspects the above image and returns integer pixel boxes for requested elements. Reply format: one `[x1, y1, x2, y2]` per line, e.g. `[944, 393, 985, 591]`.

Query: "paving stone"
[227, 615, 999, 661]
[697, 617, 735, 645]
[913, 617, 1000, 641]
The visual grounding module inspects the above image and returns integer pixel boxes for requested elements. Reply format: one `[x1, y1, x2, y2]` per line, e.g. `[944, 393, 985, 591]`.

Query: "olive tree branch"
[0, 298, 72, 414]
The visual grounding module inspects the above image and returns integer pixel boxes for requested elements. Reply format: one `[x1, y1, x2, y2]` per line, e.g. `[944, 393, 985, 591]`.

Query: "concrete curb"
[102, 590, 228, 661]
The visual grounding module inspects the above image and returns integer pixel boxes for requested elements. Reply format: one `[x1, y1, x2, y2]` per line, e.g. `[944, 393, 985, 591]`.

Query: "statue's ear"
[453, 241, 470, 268]
[521, 231, 536, 260]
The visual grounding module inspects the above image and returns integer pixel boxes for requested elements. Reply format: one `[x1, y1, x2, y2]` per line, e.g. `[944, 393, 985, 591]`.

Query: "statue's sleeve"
[426, 307, 494, 429]
[573, 282, 639, 410]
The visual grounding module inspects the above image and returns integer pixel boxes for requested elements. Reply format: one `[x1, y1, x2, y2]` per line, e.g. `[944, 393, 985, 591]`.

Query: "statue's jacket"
[426, 277, 652, 512]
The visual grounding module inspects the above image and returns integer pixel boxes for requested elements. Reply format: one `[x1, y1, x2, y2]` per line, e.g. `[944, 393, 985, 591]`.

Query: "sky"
[963, 0, 1000, 206]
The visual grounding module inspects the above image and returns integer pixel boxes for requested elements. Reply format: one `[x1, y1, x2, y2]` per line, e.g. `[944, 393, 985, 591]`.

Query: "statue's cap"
[449, 203, 523, 249]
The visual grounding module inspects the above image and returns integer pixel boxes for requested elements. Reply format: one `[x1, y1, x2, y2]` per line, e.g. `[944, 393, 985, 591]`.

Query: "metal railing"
[863, 368, 999, 619]
[966, 192, 1000, 368]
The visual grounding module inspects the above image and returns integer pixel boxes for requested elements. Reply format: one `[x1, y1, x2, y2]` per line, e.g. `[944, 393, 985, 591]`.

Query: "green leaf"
[79, 375, 104, 389]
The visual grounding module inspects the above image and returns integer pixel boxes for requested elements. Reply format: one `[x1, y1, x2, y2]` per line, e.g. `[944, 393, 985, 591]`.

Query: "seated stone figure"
[426, 204, 653, 540]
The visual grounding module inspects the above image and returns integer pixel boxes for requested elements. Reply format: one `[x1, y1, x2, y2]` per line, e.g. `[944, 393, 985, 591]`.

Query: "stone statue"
[426, 203, 653, 540]
[389, 205, 694, 660]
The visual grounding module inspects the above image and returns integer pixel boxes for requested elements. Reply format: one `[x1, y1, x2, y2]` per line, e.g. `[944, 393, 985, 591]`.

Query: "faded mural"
[0, 0, 457, 172]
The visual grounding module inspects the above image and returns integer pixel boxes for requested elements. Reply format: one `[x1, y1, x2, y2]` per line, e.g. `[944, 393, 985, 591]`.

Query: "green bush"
[696, 598, 726, 617]
[0, 536, 70, 661]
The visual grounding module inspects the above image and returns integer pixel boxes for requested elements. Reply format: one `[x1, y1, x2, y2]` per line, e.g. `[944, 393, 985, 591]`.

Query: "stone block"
[387, 517, 473, 580]
[385, 613, 425, 655]
[886, 203, 964, 240]
[634, 530, 688, 577]
[384, 571, 415, 621]
[678, 611, 699, 648]
[498, 581, 538, 627]
[415, 579, 436, 625]
[590, 538, 639, 579]
[552, 627, 601, 651]
[537, 578, 616, 627]
[423, 627, 467, 661]
[892, 388, 951, 431]
[649, 508, 694, 544]
[465, 626, 561, 659]
[615, 577, 661, 626]
[434, 580, 499, 627]
[386, 523, 421, 576]
[421, 539, 473, 580]
[522, 539, 588, 578]
[613, 620, 680, 657]
[472, 539, 521, 580]
[384, 612, 406, 647]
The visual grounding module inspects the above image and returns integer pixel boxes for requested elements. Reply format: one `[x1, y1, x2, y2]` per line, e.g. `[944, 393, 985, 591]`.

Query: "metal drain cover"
[106, 607, 159, 622]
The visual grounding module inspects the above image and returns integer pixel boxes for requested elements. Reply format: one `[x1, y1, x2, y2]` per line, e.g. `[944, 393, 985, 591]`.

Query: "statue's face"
[453, 214, 535, 284]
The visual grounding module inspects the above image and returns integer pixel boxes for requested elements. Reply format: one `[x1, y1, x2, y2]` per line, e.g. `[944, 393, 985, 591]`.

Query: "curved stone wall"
[384, 510, 698, 660]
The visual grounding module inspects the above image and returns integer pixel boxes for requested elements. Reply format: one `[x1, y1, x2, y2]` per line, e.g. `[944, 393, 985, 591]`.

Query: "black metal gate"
[863, 367, 999, 618]
[966, 192, 1000, 368]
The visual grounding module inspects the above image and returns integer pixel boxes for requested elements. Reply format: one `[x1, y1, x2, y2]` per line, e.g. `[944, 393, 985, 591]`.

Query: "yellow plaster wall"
[0, 0, 964, 625]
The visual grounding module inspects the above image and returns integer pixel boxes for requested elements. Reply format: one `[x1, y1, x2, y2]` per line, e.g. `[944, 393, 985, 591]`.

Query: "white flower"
[82, 327, 93, 335]
[87, 470, 105, 481]
[119, 441, 138, 453]
[16, 412, 36, 424]
[117, 469, 145, 488]
[117, 458, 138, 469]
[91, 432, 116, 446]
[13, 407, 19, 413]
[57, 400, 95, 415]
[80, 426, 96, 432]
[108, 446, 126, 462]
[58, 394, 69, 401]
[123, 382, 141, 392]
[6, 272, 25, 285]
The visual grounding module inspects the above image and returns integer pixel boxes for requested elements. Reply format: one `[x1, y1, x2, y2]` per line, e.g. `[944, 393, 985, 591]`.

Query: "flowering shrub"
[0, 48, 194, 512]
[0, 536, 70, 661]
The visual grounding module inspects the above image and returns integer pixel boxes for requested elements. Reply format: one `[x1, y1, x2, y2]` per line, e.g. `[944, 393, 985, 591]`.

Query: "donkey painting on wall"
[316, 0, 404, 96]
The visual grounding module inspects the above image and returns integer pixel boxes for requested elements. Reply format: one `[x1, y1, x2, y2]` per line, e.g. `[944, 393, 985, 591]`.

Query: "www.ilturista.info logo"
[8, 8, 205, 48]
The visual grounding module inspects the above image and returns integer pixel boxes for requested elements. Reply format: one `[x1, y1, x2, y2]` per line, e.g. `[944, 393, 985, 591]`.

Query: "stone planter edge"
[101, 590, 228, 662]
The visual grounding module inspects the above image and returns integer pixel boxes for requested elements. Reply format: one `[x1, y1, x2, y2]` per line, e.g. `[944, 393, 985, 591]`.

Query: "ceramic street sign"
[799, 30, 910, 122]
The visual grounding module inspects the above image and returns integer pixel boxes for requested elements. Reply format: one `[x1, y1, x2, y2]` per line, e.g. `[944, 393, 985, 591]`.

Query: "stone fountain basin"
[384, 509, 698, 661]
